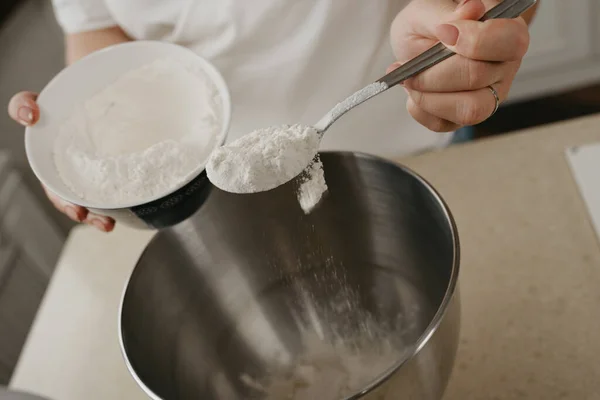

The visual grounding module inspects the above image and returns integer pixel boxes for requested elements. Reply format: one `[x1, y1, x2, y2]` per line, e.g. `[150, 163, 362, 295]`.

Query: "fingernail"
[105, 219, 116, 232]
[17, 107, 34, 126]
[459, 0, 472, 6]
[92, 220, 107, 232]
[65, 206, 81, 222]
[437, 24, 459, 46]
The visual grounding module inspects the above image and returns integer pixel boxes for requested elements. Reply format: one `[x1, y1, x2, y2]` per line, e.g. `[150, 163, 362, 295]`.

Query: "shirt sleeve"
[51, 0, 118, 34]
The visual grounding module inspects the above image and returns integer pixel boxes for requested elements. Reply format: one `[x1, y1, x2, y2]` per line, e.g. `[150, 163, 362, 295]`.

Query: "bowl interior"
[120, 152, 459, 400]
[25, 41, 231, 209]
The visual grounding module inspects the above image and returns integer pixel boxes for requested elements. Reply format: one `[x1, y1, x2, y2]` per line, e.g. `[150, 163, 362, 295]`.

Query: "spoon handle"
[314, 0, 536, 133]
[379, 0, 537, 88]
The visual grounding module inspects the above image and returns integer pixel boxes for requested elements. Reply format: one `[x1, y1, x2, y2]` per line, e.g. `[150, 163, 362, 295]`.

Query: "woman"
[7, 0, 538, 232]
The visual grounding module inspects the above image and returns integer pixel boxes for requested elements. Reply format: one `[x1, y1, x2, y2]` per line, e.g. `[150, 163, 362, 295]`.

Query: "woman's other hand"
[7, 91, 115, 232]
[390, 0, 535, 132]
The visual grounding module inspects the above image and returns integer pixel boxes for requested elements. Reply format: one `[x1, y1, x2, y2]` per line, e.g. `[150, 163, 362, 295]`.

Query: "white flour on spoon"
[206, 124, 328, 213]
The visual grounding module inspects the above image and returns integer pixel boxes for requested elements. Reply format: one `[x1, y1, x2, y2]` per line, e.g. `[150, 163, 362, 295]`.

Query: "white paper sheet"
[566, 142, 600, 244]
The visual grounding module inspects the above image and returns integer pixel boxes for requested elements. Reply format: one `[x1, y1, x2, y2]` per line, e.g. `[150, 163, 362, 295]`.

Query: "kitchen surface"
[8, 114, 600, 399]
[1, 0, 600, 399]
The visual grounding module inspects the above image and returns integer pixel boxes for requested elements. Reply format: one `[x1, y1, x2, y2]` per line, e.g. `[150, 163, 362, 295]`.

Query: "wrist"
[65, 26, 131, 65]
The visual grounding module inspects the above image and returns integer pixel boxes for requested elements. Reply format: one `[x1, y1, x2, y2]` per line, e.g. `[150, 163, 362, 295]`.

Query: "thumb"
[8, 91, 40, 127]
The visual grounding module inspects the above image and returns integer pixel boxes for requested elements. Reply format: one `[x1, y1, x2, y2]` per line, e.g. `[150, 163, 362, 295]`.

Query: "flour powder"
[241, 335, 399, 400]
[297, 155, 327, 214]
[206, 124, 328, 212]
[240, 310, 402, 400]
[53, 57, 224, 206]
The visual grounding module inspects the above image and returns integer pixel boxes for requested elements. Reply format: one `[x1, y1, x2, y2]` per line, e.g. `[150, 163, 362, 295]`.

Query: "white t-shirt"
[51, 0, 454, 159]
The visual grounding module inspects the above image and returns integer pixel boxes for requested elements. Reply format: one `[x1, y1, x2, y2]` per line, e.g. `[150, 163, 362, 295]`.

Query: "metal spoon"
[314, 0, 537, 134]
[207, 0, 536, 198]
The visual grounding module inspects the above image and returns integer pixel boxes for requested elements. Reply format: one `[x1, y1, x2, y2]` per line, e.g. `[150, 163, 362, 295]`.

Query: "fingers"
[85, 214, 116, 233]
[404, 55, 504, 92]
[391, 0, 486, 62]
[12, 93, 116, 232]
[44, 186, 88, 222]
[451, 0, 487, 23]
[7, 92, 40, 126]
[406, 96, 460, 133]
[43, 186, 115, 232]
[391, 0, 530, 131]
[436, 17, 530, 62]
[406, 0, 487, 37]
[405, 84, 504, 126]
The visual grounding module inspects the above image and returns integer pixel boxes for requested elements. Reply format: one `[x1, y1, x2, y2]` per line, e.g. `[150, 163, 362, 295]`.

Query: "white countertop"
[9, 114, 600, 400]
[10, 225, 154, 400]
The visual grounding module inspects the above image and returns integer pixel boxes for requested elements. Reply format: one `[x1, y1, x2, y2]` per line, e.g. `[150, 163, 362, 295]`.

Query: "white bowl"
[24, 41, 231, 229]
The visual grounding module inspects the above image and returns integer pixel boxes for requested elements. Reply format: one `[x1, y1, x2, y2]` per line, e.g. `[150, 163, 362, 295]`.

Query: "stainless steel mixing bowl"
[119, 151, 461, 400]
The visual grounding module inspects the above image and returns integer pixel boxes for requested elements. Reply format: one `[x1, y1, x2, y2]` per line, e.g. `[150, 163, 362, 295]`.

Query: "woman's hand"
[6, 27, 130, 232]
[7, 91, 115, 232]
[390, 0, 533, 132]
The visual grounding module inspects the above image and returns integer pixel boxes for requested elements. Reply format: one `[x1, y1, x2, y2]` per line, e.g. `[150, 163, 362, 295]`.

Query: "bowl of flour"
[24, 41, 231, 229]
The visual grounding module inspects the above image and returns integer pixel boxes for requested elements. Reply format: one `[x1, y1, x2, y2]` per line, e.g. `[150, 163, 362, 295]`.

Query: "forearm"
[65, 26, 131, 65]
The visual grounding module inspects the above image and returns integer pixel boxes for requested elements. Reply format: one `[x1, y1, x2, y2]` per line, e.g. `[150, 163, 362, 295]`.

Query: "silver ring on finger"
[487, 85, 500, 119]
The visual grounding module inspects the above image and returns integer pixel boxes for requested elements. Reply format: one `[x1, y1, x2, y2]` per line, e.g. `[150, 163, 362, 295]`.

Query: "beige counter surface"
[10, 114, 600, 400]
[402, 114, 600, 399]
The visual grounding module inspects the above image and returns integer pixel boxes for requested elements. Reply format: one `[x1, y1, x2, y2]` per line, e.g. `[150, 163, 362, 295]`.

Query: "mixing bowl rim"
[117, 150, 461, 400]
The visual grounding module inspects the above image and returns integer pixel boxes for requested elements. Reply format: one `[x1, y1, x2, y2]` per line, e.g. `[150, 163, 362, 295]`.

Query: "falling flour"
[206, 124, 328, 213]
[297, 156, 327, 213]
[240, 340, 398, 400]
[240, 326, 401, 400]
[53, 57, 224, 206]
[235, 260, 411, 400]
